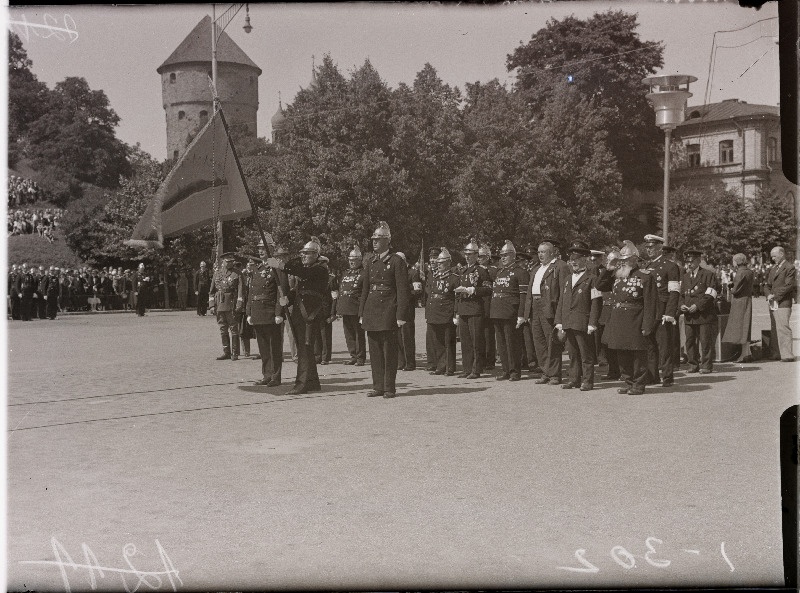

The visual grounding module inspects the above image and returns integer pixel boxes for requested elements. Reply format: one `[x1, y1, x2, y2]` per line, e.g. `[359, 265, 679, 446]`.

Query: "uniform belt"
[251, 295, 271, 301]
[530, 294, 542, 299]
[493, 293, 517, 298]
[299, 289, 323, 298]
[614, 302, 643, 309]
[370, 284, 393, 291]
[431, 293, 451, 299]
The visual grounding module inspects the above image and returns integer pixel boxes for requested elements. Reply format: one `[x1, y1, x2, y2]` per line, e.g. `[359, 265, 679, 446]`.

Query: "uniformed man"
[593, 249, 620, 380]
[680, 248, 718, 374]
[314, 257, 336, 365]
[36, 266, 47, 319]
[478, 244, 498, 371]
[247, 250, 287, 387]
[642, 234, 682, 387]
[396, 252, 421, 371]
[18, 264, 36, 321]
[237, 258, 254, 358]
[194, 261, 211, 316]
[491, 240, 529, 381]
[662, 245, 683, 366]
[425, 247, 459, 375]
[44, 266, 61, 319]
[266, 237, 328, 395]
[210, 253, 242, 360]
[8, 264, 21, 320]
[424, 247, 442, 371]
[134, 263, 151, 317]
[523, 240, 570, 385]
[454, 238, 493, 379]
[596, 240, 659, 395]
[554, 241, 602, 391]
[358, 221, 411, 399]
[336, 245, 366, 366]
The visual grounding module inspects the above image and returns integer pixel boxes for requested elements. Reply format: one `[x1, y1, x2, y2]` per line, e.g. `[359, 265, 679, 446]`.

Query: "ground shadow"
[397, 385, 490, 398]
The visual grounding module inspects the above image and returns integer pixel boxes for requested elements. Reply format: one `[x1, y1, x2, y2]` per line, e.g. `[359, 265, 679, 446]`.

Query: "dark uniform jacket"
[359, 251, 411, 331]
[45, 274, 61, 299]
[482, 264, 499, 317]
[194, 268, 211, 293]
[680, 267, 718, 325]
[19, 272, 36, 297]
[596, 267, 658, 350]
[555, 270, 602, 332]
[406, 267, 422, 320]
[642, 255, 681, 318]
[284, 258, 329, 321]
[766, 259, 797, 308]
[489, 264, 529, 320]
[425, 268, 459, 324]
[335, 266, 364, 317]
[523, 258, 570, 321]
[210, 269, 240, 312]
[246, 263, 285, 324]
[455, 263, 493, 317]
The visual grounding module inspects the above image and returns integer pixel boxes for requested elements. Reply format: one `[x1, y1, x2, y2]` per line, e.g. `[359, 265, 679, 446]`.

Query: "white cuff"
[705, 287, 717, 298]
[668, 281, 681, 292]
[590, 288, 602, 300]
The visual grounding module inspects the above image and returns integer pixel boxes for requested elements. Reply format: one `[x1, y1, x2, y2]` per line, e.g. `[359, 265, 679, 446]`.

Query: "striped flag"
[126, 109, 252, 249]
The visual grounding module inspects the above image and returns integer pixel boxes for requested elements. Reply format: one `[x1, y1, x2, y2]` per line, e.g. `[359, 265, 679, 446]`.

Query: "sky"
[5, 1, 781, 163]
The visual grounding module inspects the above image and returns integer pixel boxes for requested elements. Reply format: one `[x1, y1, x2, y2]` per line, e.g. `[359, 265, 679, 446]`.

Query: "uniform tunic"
[490, 264, 529, 376]
[455, 263, 493, 375]
[247, 263, 286, 383]
[210, 268, 241, 354]
[425, 269, 459, 373]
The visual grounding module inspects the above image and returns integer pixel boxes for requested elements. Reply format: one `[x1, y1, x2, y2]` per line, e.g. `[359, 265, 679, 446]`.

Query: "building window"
[173, 150, 179, 160]
[199, 110, 209, 124]
[687, 143, 700, 167]
[768, 137, 778, 162]
[719, 140, 734, 164]
[249, 76, 254, 85]
[178, 111, 185, 120]
[169, 73, 176, 84]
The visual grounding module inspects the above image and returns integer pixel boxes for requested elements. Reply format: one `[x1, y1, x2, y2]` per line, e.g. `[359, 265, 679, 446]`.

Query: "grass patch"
[7, 230, 83, 269]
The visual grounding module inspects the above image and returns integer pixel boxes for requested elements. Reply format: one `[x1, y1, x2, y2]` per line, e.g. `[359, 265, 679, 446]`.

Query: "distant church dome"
[271, 98, 287, 129]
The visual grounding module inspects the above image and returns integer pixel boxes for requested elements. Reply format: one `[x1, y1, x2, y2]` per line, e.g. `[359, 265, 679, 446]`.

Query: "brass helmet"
[463, 237, 480, 254]
[301, 236, 321, 254]
[618, 239, 640, 261]
[371, 220, 391, 240]
[478, 244, 492, 257]
[348, 244, 362, 259]
[273, 245, 290, 256]
[499, 240, 516, 255]
[437, 247, 452, 263]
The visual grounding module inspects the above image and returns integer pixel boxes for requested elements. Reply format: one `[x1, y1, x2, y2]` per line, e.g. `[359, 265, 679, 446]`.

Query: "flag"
[126, 109, 252, 249]
[418, 237, 426, 283]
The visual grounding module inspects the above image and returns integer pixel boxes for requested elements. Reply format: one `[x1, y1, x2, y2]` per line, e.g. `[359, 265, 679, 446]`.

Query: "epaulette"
[638, 269, 651, 275]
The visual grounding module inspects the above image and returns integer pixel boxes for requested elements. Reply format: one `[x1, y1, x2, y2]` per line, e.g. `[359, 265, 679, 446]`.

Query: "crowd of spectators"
[8, 175, 46, 206]
[714, 260, 800, 301]
[8, 208, 64, 242]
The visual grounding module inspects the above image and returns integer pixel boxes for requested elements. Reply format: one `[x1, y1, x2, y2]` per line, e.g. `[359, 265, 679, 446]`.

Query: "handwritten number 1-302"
[557, 537, 734, 573]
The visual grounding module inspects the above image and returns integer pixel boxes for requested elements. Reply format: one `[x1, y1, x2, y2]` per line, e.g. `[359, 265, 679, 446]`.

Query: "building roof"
[680, 99, 779, 127]
[157, 15, 261, 75]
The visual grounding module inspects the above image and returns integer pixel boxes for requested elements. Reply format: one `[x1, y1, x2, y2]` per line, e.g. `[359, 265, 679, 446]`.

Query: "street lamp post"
[210, 3, 252, 257]
[643, 74, 696, 244]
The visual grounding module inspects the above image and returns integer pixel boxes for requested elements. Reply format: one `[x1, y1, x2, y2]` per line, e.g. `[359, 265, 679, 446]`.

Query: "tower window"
[173, 150, 179, 159]
[249, 76, 254, 85]
[768, 137, 778, 162]
[199, 110, 209, 124]
[719, 140, 734, 164]
[169, 73, 176, 83]
[687, 144, 700, 167]
[178, 111, 185, 120]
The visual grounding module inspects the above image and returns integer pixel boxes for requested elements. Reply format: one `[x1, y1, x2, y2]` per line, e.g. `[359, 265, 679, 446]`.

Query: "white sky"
[5, 1, 781, 162]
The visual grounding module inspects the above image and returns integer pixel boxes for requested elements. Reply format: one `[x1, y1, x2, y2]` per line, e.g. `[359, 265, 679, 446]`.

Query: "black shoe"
[580, 383, 593, 391]
[216, 353, 231, 360]
[534, 376, 550, 385]
[509, 373, 521, 382]
[467, 373, 480, 379]
[628, 388, 645, 395]
[267, 379, 281, 387]
[344, 359, 357, 365]
[231, 354, 239, 361]
[457, 372, 470, 378]
[662, 378, 674, 387]
[403, 365, 416, 371]
[687, 367, 699, 373]
[602, 374, 620, 380]
[383, 392, 396, 399]
[253, 379, 270, 386]
[548, 378, 561, 385]
[561, 382, 578, 389]
[496, 373, 510, 381]
[286, 386, 306, 395]
[355, 360, 365, 366]
[445, 371, 455, 376]
[367, 390, 384, 397]
[432, 369, 445, 376]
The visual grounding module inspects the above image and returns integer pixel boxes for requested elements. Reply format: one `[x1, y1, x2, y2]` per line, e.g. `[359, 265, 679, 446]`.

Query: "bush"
[7, 230, 83, 269]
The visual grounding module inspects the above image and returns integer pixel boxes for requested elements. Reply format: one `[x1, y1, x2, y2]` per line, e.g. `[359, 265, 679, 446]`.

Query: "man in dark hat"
[680, 248, 718, 374]
[210, 253, 242, 360]
[554, 241, 602, 391]
[247, 249, 288, 386]
[642, 234, 682, 387]
[194, 261, 211, 316]
[359, 221, 411, 398]
[336, 245, 366, 366]
[491, 240, 529, 381]
[596, 241, 659, 395]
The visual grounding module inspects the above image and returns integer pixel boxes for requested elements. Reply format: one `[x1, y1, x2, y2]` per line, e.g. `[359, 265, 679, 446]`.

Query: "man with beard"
[596, 241, 658, 395]
[336, 245, 366, 366]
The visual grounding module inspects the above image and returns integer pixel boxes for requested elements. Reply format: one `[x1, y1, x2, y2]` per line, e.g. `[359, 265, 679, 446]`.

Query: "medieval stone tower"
[157, 15, 261, 160]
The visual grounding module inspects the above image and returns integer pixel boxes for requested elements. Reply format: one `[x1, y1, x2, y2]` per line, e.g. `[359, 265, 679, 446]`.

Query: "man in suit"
[134, 263, 151, 317]
[554, 241, 602, 391]
[210, 254, 242, 360]
[247, 251, 287, 387]
[194, 261, 211, 316]
[266, 237, 329, 395]
[679, 249, 718, 374]
[766, 245, 796, 362]
[490, 240, 529, 381]
[336, 246, 367, 366]
[358, 221, 411, 399]
[454, 238, 493, 379]
[523, 240, 570, 385]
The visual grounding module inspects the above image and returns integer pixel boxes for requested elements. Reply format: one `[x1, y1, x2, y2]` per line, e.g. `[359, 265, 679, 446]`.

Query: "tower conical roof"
[157, 15, 262, 75]
[271, 97, 287, 128]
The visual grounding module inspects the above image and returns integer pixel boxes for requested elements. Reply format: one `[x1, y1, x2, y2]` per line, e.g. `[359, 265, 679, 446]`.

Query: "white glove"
[359, 317, 363, 324]
[266, 257, 283, 269]
[662, 315, 676, 324]
[453, 316, 459, 325]
[397, 320, 406, 327]
[278, 296, 289, 306]
[275, 316, 283, 324]
[195, 291, 199, 295]
[555, 323, 563, 331]
[247, 316, 253, 325]
[43, 296, 47, 300]
[587, 325, 596, 334]
[516, 317, 525, 328]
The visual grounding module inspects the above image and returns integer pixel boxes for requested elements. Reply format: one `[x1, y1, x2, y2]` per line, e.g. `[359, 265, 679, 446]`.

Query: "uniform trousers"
[196, 290, 209, 315]
[46, 298, 58, 319]
[529, 297, 562, 380]
[565, 329, 596, 387]
[654, 321, 677, 381]
[136, 292, 148, 316]
[494, 319, 522, 377]
[10, 295, 21, 320]
[238, 312, 253, 356]
[771, 308, 794, 359]
[521, 323, 540, 370]
[20, 295, 34, 320]
[253, 324, 282, 383]
[483, 318, 496, 367]
[341, 315, 366, 362]
[426, 329, 436, 370]
[397, 317, 416, 369]
[596, 324, 620, 377]
[458, 315, 485, 375]
[37, 296, 46, 319]
[216, 310, 240, 355]
[367, 329, 400, 393]
[314, 320, 333, 363]
[615, 349, 649, 391]
[292, 311, 320, 390]
[427, 323, 457, 373]
[685, 322, 714, 372]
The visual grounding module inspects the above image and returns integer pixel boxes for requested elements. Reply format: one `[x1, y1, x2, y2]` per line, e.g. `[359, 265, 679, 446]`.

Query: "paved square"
[6, 301, 798, 590]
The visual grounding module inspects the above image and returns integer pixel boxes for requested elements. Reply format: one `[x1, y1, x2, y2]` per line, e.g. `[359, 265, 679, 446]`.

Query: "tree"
[26, 76, 132, 194]
[508, 10, 664, 190]
[7, 32, 50, 166]
[749, 187, 797, 257]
